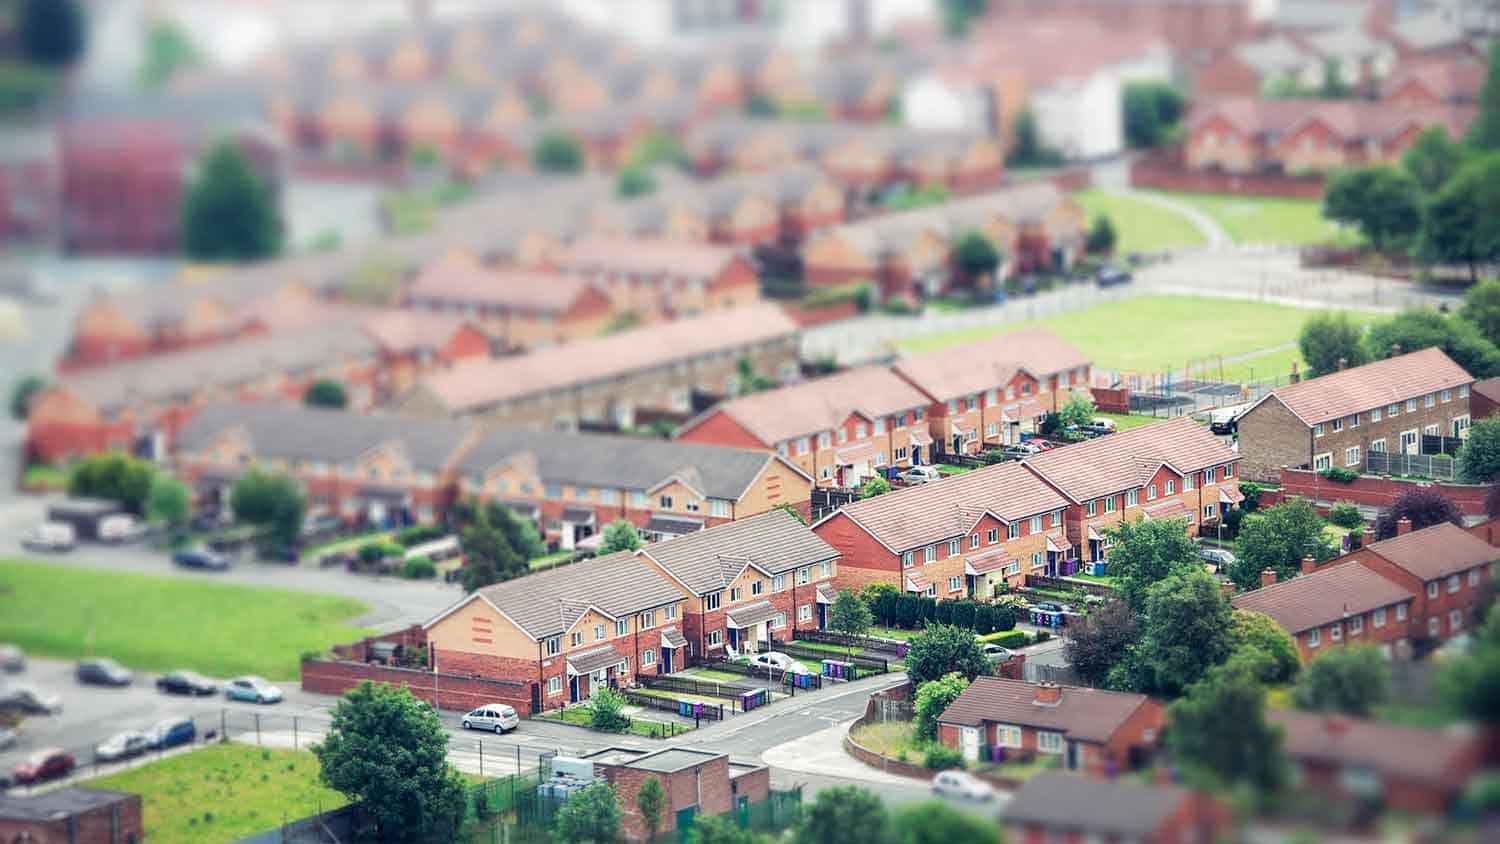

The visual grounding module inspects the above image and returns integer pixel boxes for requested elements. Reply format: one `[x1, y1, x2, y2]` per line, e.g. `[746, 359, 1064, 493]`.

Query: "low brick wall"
[301, 659, 533, 716]
[1280, 468, 1490, 515]
[1130, 156, 1324, 199]
[782, 301, 861, 327]
[843, 726, 935, 781]
[333, 625, 426, 663]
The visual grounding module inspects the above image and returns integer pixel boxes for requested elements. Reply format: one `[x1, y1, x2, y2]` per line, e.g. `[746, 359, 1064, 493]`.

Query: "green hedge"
[396, 525, 446, 547]
[977, 630, 1028, 648]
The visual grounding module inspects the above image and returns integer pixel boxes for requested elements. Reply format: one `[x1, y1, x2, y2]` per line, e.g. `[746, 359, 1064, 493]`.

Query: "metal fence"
[623, 690, 726, 722]
[1365, 451, 1459, 480]
[793, 629, 905, 656]
[774, 642, 890, 679]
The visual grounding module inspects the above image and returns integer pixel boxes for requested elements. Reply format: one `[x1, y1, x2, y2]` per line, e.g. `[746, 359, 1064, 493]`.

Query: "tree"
[625, 131, 686, 170]
[904, 624, 990, 686]
[690, 815, 764, 844]
[597, 518, 642, 555]
[1322, 166, 1423, 251]
[230, 469, 305, 550]
[19, 0, 84, 67]
[952, 230, 1000, 282]
[1366, 307, 1500, 377]
[1229, 498, 1337, 590]
[303, 379, 347, 409]
[1402, 125, 1465, 193]
[1327, 501, 1363, 530]
[1055, 394, 1096, 431]
[453, 500, 531, 592]
[533, 130, 584, 173]
[860, 476, 892, 499]
[182, 141, 283, 261]
[588, 686, 631, 732]
[1086, 214, 1117, 254]
[68, 453, 156, 514]
[1228, 609, 1301, 684]
[1122, 81, 1186, 148]
[1373, 485, 1464, 539]
[1293, 644, 1391, 716]
[313, 682, 466, 843]
[1421, 153, 1500, 283]
[913, 672, 970, 741]
[1136, 572, 1233, 696]
[1297, 313, 1369, 378]
[794, 785, 893, 844]
[938, 0, 989, 38]
[1318, 58, 1350, 99]
[892, 801, 1002, 844]
[9, 374, 44, 420]
[615, 164, 655, 198]
[1461, 277, 1500, 348]
[1440, 644, 1500, 725]
[1460, 416, 1500, 483]
[1166, 655, 1286, 792]
[139, 18, 199, 88]
[144, 476, 190, 530]
[1466, 41, 1500, 152]
[636, 777, 666, 842]
[1100, 516, 1202, 611]
[555, 781, 623, 844]
[1065, 598, 1139, 687]
[828, 589, 873, 654]
[1007, 108, 1063, 168]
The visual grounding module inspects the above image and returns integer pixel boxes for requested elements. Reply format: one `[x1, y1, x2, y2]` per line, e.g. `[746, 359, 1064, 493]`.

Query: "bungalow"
[553, 237, 761, 319]
[675, 366, 934, 488]
[813, 460, 1074, 597]
[1002, 772, 1232, 844]
[638, 508, 840, 660]
[936, 678, 1164, 775]
[424, 550, 691, 711]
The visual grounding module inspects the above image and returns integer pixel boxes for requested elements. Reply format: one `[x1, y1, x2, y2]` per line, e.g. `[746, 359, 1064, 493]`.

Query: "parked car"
[0, 644, 24, 673]
[98, 514, 146, 544]
[94, 730, 152, 763]
[1085, 418, 1117, 436]
[21, 521, 76, 552]
[13, 749, 74, 784]
[0, 727, 15, 751]
[150, 717, 196, 749]
[156, 671, 218, 696]
[1025, 439, 1059, 450]
[0, 685, 61, 714]
[1002, 443, 1041, 460]
[76, 658, 133, 687]
[931, 769, 994, 801]
[981, 644, 1012, 662]
[224, 676, 283, 704]
[898, 465, 942, 485]
[1199, 548, 1236, 571]
[1095, 266, 1133, 287]
[172, 548, 230, 571]
[462, 704, 520, 734]
[750, 652, 809, 674]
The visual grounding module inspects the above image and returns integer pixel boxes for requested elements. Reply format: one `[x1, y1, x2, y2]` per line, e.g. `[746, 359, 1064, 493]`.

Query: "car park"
[156, 671, 218, 696]
[225, 676, 283, 704]
[172, 548, 231, 571]
[76, 658, 133, 687]
[0, 684, 61, 714]
[20, 521, 76, 552]
[94, 730, 152, 763]
[898, 466, 943, 485]
[931, 769, 994, 801]
[150, 717, 197, 749]
[12, 749, 74, 784]
[462, 704, 520, 734]
[0, 645, 24, 673]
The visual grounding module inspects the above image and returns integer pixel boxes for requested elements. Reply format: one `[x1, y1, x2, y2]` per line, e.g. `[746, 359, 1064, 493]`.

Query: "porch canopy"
[567, 643, 622, 676]
[904, 571, 932, 593]
[560, 506, 596, 524]
[1046, 532, 1073, 554]
[1087, 521, 1111, 541]
[1219, 486, 1245, 504]
[816, 582, 837, 604]
[910, 430, 933, 447]
[646, 515, 704, 536]
[660, 626, 688, 649]
[834, 442, 877, 466]
[1141, 499, 1190, 521]
[964, 546, 1011, 576]
[726, 599, 778, 629]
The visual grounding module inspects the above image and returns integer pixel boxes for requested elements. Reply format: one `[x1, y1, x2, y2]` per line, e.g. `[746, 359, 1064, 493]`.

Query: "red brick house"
[637, 508, 840, 660]
[813, 461, 1073, 597]
[581, 747, 770, 841]
[1467, 375, 1500, 421]
[1002, 772, 1231, 844]
[936, 678, 1163, 776]
[1382, 56, 1488, 107]
[424, 550, 690, 711]
[0, 788, 143, 844]
[357, 310, 492, 398]
[1231, 558, 1418, 663]
[553, 237, 761, 319]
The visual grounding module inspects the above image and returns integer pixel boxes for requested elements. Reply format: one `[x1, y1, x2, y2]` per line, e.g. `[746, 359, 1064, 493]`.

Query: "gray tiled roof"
[1002, 772, 1190, 838]
[641, 508, 838, 595]
[464, 550, 686, 640]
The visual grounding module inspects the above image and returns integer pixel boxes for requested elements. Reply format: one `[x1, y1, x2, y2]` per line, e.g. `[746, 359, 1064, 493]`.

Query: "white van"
[461, 703, 519, 734]
[21, 522, 76, 552]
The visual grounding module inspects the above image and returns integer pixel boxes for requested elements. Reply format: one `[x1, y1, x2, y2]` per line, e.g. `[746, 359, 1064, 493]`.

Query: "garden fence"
[774, 642, 890, 678]
[623, 690, 725, 722]
[1365, 451, 1458, 481]
[793, 629, 905, 656]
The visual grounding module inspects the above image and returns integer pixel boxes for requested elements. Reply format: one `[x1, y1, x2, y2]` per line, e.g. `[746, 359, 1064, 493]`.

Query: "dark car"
[172, 549, 230, 571]
[76, 657, 132, 687]
[13, 749, 74, 784]
[156, 671, 218, 696]
[150, 716, 197, 749]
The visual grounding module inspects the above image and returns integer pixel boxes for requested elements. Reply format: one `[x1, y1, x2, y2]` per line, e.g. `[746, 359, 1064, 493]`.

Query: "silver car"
[899, 466, 942, 485]
[95, 730, 151, 763]
[461, 704, 519, 734]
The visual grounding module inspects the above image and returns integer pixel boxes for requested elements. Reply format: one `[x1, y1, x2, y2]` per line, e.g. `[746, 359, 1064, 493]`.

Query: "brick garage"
[301, 658, 534, 715]
[0, 788, 142, 844]
[581, 747, 769, 841]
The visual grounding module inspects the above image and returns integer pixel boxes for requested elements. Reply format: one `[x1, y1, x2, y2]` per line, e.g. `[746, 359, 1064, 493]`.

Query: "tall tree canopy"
[794, 785, 893, 844]
[1466, 41, 1500, 152]
[181, 141, 284, 261]
[1229, 498, 1337, 590]
[904, 624, 990, 686]
[1100, 517, 1201, 611]
[1064, 598, 1139, 687]
[1420, 152, 1500, 283]
[1402, 125, 1465, 193]
[1365, 308, 1500, 378]
[1322, 165, 1423, 250]
[1166, 653, 1287, 793]
[1298, 312, 1369, 378]
[1373, 485, 1464, 539]
[1135, 572, 1234, 696]
[1293, 644, 1391, 716]
[1460, 416, 1500, 483]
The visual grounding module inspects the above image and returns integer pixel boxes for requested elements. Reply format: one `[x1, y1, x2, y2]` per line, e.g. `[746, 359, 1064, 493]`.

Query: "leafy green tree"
[1327, 501, 1363, 529]
[860, 476, 893, 499]
[892, 801, 1002, 844]
[1461, 277, 1500, 348]
[1166, 654, 1287, 792]
[904, 624, 990, 686]
[615, 165, 655, 198]
[1373, 485, 1463, 539]
[588, 686, 631, 732]
[952, 230, 1000, 281]
[555, 781, 623, 844]
[182, 141, 283, 261]
[19, 0, 85, 67]
[1322, 166, 1423, 250]
[636, 777, 666, 842]
[1366, 307, 1500, 377]
[938, 0, 989, 37]
[1293, 644, 1391, 716]
[144, 476, 190, 529]
[625, 131, 686, 169]
[1229, 498, 1338, 590]
[1466, 41, 1500, 152]
[1440, 643, 1500, 724]
[1122, 81, 1186, 148]
[794, 785, 893, 844]
[829, 589, 874, 654]
[1065, 598, 1139, 687]
[1318, 58, 1350, 99]
[1100, 516, 1201, 611]
[230, 469, 304, 549]
[1055, 394, 1096, 430]
[1297, 313, 1369, 378]
[139, 19, 199, 88]
[1460, 416, 1500, 483]
[913, 672, 970, 741]
[68, 453, 157, 514]
[1136, 572, 1233, 696]
[313, 682, 466, 843]
[9, 374, 44, 420]
[533, 130, 584, 172]
[452, 500, 531, 591]
[1228, 609, 1301, 684]
[1421, 152, 1500, 283]
[1007, 109, 1063, 167]
[883, 184, 950, 211]
[1086, 214, 1117, 254]
[598, 518, 642, 555]
[303, 379, 347, 409]
[1402, 125, 1465, 193]
[690, 814, 764, 844]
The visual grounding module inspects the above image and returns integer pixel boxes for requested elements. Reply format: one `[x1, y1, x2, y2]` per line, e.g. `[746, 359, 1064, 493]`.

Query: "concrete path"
[762, 721, 920, 786]
[1119, 189, 1232, 249]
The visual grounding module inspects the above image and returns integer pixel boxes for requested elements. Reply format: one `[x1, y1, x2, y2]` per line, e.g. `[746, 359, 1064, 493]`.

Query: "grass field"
[86, 744, 348, 844]
[1158, 192, 1349, 246]
[0, 559, 370, 679]
[1072, 189, 1206, 253]
[898, 295, 1343, 374]
[678, 667, 745, 682]
[528, 550, 577, 571]
[1094, 413, 1161, 432]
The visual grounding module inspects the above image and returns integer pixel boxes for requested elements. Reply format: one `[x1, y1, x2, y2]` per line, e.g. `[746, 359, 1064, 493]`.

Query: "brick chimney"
[1301, 556, 1317, 575]
[1033, 682, 1062, 706]
[1397, 517, 1413, 536]
[1362, 528, 1375, 547]
[1289, 362, 1300, 384]
[1260, 569, 1278, 588]
[1390, 343, 1402, 357]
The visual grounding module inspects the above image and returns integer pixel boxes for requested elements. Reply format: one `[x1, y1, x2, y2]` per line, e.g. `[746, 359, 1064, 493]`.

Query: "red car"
[13, 748, 74, 784]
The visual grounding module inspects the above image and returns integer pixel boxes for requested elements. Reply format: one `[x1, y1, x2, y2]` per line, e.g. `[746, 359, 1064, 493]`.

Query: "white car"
[981, 644, 1012, 662]
[899, 466, 942, 485]
[21, 521, 75, 552]
[1198, 548, 1235, 570]
[931, 769, 994, 801]
[94, 730, 152, 762]
[750, 652, 809, 674]
[462, 704, 520, 734]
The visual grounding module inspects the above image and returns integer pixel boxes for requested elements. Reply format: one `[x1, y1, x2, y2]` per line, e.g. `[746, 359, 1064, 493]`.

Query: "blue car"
[151, 717, 196, 749]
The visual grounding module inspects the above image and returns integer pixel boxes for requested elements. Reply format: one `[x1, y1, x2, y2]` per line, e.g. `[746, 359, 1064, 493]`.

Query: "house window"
[948, 539, 961, 556]
[630, 491, 648, 509]
[1125, 490, 1139, 507]
[1470, 569, 1481, 587]
[965, 396, 978, 412]
[545, 637, 561, 657]
[1007, 522, 1019, 540]
[1372, 408, 1382, 422]
[772, 612, 786, 629]
[1086, 500, 1097, 517]
[1203, 505, 1216, 520]
[1370, 438, 1386, 453]
[1307, 628, 1320, 648]
[708, 630, 723, 646]
[796, 437, 810, 456]
[545, 482, 562, 499]
[705, 592, 722, 611]
[686, 499, 701, 512]
[752, 580, 764, 596]
[895, 446, 909, 461]
[665, 605, 677, 621]
[1165, 479, 1175, 495]
[1448, 574, 1461, 594]
[914, 408, 925, 421]
[1348, 615, 1363, 635]
[1332, 418, 1343, 433]
[1442, 389, 1452, 403]
[1427, 582, 1439, 599]
[730, 586, 743, 602]
[1183, 474, 1193, 491]
[1349, 414, 1360, 428]
[1146, 484, 1158, 501]
[925, 545, 937, 564]
[925, 585, 936, 597]
[1051, 509, 1063, 527]
[1104, 496, 1117, 513]
[837, 429, 848, 444]
[1330, 622, 1343, 641]
[797, 567, 811, 585]
[640, 610, 656, 629]
[1425, 393, 1436, 408]
[1314, 453, 1332, 471]
[873, 418, 885, 435]
[820, 560, 832, 579]
[1397, 603, 1408, 621]
[1428, 616, 1441, 637]
[902, 551, 914, 568]
[1461, 384, 1470, 398]
[1450, 609, 1463, 631]
[820, 467, 832, 480]
[1373, 608, 1386, 628]
[642, 648, 656, 666]
[1388, 403, 1399, 416]
[1202, 469, 1213, 486]
[1031, 551, 1044, 568]
[855, 423, 867, 439]
[818, 432, 832, 449]
[969, 533, 980, 550]
[995, 725, 1022, 748]
[1030, 515, 1043, 532]
[947, 576, 961, 592]
[1037, 732, 1065, 754]
[1406, 398, 1417, 412]
[947, 399, 958, 414]
[987, 528, 998, 544]
[710, 499, 731, 518]
[1314, 423, 1325, 438]
[776, 442, 789, 457]
[594, 625, 605, 641]
[1345, 446, 1360, 466]
[1223, 464, 1233, 479]
[798, 604, 812, 622]
[659, 495, 674, 509]
[772, 574, 786, 591]
[616, 619, 629, 636]
[1005, 387, 1015, 401]
[547, 676, 562, 694]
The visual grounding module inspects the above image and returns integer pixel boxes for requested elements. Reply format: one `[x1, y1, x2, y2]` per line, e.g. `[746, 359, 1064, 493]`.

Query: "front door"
[817, 603, 827, 629]
[662, 647, 673, 673]
[568, 675, 579, 703]
[1066, 740, 1080, 771]
[960, 727, 980, 761]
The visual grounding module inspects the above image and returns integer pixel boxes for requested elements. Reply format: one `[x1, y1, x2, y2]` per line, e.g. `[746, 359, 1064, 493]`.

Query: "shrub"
[923, 744, 965, 770]
[1328, 501, 1364, 529]
[400, 556, 437, 579]
[588, 687, 631, 732]
[1034, 631, 1051, 643]
[396, 525, 445, 547]
[950, 600, 977, 631]
[1238, 482, 1263, 512]
[977, 630, 1027, 648]
[1320, 467, 1359, 483]
[358, 542, 388, 564]
[881, 298, 918, 316]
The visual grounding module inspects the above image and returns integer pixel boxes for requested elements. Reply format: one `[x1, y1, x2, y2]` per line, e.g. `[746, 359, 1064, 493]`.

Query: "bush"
[400, 556, 437, 579]
[881, 298, 918, 316]
[977, 630, 1027, 648]
[1321, 467, 1359, 483]
[396, 525, 445, 547]
[1034, 630, 1051, 643]
[358, 543, 387, 564]
[1328, 501, 1364, 529]
[1238, 482, 1263, 512]
[922, 744, 965, 770]
[588, 687, 631, 732]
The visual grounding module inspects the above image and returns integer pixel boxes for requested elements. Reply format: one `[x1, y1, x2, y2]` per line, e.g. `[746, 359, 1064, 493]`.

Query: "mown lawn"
[85, 744, 348, 844]
[1094, 412, 1161, 432]
[1072, 189, 1206, 253]
[528, 550, 577, 571]
[0, 559, 370, 679]
[1156, 192, 1350, 246]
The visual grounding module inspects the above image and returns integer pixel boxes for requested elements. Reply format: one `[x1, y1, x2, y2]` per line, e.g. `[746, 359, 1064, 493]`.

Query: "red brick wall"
[814, 511, 899, 593]
[1131, 155, 1325, 199]
[301, 658, 534, 715]
[1280, 468, 1491, 515]
[677, 410, 772, 450]
[0, 792, 143, 844]
[601, 756, 735, 839]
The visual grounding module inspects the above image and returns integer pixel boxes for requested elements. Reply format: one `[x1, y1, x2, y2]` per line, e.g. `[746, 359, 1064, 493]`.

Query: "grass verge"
[1072, 189, 1207, 253]
[1154, 192, 1350, 246]
[538, 704, 689, 737]
[1093, 412, 1161, 432]
[528, 550, 577, 571]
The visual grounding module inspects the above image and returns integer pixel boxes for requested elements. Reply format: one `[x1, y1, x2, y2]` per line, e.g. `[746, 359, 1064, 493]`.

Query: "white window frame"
[547, 676, 562, 694]
[987, 527, 999, 544]
[1307, 627, 1321, 648]
[1373, 608, 1386, 628]
[705, 592, 722, 611]
[616, 619, 629, 636]
[798, 604, 813, 622]
[995, 725, 1022, 748]
[1427, 581, 1439, 599]
[1345, 446, 1360, 466]
[1037, 731, 1065, 754]
[642, 648, 656, 666]
[1348, 615, 1363, 635]
[947, 575, 961, 592]
[1448, 574, 1461, 594]
[902, 551, 914, 568]
[969, 533, 980, 550]
[1314, 453, 1332, 471]
[1397, 603, 1408, 621]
